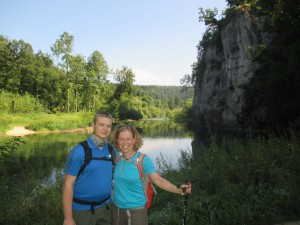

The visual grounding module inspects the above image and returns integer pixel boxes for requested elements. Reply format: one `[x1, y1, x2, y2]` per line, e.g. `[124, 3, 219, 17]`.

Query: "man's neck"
[92, 133, 105, 142]
[92, 133, 106, 148]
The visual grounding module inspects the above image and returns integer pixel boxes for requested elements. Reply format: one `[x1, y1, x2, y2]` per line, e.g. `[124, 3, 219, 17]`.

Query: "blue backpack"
[73, 140, 116, 213]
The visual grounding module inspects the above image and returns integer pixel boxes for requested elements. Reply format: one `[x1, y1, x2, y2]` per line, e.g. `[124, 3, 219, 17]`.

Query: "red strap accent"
[136, 153, 146, 180]
[116, 152, 146, 180]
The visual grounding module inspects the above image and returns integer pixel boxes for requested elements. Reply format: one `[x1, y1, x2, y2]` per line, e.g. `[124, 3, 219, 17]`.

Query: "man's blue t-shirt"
[113, 152, 156, 209]
[64, 135, 117, 210]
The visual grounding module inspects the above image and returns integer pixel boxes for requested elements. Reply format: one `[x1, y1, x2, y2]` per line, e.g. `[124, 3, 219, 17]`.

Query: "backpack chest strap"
[73, 195, 111, 214]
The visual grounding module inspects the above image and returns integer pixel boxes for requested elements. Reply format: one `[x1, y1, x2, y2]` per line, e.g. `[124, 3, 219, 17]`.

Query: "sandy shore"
[6, 126, 37, 136]
[5, 126, 93, 137]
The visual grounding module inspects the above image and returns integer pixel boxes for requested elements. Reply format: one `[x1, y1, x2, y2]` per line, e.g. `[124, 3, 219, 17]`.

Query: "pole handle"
[183, 178, 191, 194]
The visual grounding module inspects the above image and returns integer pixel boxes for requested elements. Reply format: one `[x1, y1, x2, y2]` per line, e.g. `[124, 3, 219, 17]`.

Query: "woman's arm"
[149, 172, 191, 195]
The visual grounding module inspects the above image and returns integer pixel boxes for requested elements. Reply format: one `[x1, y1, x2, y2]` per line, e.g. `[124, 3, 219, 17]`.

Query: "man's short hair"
[93, 111, 113, 124]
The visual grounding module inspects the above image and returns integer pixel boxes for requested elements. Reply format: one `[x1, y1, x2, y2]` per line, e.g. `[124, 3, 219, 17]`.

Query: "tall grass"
[0, 112, 94, 133]
[0, 137, 63, 225]
[26, 112, 94, 131]
[0, 114, 33, 133]
[0, 130, 299, 225]
[149, 130, 300, 225]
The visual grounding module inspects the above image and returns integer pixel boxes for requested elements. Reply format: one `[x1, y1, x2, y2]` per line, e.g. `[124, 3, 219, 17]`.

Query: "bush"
[0, 137, 63, 225]
[149, 131, 300, 225]
[0, 91, 46, 114]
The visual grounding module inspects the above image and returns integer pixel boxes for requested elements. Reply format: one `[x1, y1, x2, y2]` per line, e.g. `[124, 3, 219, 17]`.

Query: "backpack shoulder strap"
[115, 151, 123, 164]
[107, 143, 116, 165]
[136, 153, 146, 180]
[77, 140, 92, 178]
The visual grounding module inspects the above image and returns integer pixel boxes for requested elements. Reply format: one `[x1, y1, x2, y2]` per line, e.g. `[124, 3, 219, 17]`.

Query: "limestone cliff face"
[192, 10, 260, 128]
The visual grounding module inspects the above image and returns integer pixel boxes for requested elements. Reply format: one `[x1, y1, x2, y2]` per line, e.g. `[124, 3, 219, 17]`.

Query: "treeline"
[0, 33, 192, 119]
[136, 85, 193, 101]
[190, 0, 300, 130]
[136, 85, 193, 110]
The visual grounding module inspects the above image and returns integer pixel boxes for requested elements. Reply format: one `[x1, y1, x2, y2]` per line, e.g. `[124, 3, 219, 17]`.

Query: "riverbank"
[4, 126, 93, 137]
[5, 126, 37, 136]
[0, 112, 94, 137]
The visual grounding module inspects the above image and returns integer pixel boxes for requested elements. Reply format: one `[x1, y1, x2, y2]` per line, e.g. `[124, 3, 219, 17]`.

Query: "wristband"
[177, 185, 184, 195]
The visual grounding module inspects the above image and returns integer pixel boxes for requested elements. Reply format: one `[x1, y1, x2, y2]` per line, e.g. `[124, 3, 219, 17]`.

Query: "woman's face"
[117, 130, 135, 154]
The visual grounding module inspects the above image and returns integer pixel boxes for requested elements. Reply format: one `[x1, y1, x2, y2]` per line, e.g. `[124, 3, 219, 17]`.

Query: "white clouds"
[107, 68, 183, 86]
[133, 68, 182, 86]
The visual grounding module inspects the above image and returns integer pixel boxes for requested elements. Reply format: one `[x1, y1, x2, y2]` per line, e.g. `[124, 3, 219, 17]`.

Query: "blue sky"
[0, 0, 227, 86]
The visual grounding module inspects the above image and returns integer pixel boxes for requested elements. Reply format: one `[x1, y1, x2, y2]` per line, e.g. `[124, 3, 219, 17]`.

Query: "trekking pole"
[182, 178, 191, 225]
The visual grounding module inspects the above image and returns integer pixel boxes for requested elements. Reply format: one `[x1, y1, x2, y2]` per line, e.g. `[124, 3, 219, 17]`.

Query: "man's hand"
[63, 218, 76, 225]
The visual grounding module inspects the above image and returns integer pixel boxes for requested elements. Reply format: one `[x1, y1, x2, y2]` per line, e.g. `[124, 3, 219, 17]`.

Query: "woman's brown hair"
[111, 124, 143, 151]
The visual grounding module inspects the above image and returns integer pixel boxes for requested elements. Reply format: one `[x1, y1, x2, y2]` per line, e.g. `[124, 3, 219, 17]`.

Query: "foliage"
[0, 32, 191, 120]
[136, 85, 193, 106]
[1, 127, 300, 224]
[0, 91, 46, 114]
[0, 33, 113, 113]
[0, 137, 25, 175]
[112, 66, 136, 100]
[191, 6, 224, 89]
[26, 112, 93, 131]
[0, 112, 93, 133]
[199, 7, 219, 28]
[0, 137, 64, 225]
[174, 99, 194, 122]
[0, 170, 63, 225]
[180, 74, 195, 88]
[241, 0, 300, 129]
[149, 130, 300, 225]
[117, 95, 143, 120]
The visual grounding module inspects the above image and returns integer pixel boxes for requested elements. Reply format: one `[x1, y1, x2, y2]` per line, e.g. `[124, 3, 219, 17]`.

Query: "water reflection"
[128, 120, 192, 138]
[1, 121, 193, 182]
[140, 137, 192, 168]
[190, 125, 264, 158]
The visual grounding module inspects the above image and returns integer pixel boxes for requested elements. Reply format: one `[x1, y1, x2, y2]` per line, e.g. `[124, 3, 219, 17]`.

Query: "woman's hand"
[179, 182, 192, 195]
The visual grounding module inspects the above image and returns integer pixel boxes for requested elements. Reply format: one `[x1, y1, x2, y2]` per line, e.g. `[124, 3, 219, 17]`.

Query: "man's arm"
[63, 174, 77, 225]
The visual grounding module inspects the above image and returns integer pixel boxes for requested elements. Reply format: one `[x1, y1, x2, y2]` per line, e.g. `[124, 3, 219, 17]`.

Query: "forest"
[0, 33, 193, 120]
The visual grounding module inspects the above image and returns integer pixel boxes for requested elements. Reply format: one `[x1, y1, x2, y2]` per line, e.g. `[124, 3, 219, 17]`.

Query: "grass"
[0, 130, 299, 225]
[0, 112, 94, 134]
[149, 130, 300, 225]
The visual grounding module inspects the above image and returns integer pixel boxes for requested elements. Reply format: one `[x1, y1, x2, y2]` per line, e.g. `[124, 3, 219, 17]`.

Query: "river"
[1, 120, 193, 182]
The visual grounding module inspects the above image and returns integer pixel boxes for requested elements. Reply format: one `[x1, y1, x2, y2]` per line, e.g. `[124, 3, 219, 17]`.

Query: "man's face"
[93, 116, 113, 140]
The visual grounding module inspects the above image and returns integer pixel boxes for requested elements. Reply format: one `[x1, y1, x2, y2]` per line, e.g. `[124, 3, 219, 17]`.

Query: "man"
[63, 111, 116, 225]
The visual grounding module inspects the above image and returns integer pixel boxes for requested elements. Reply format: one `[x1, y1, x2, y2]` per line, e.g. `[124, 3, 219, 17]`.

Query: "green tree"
[84, 51, 111, 111]
[241, 0, 300, 129]
[68, 54, 86, 112]
[112, 66, 135, 100]
[1, 39, 36, 94]
[0, 36, 13, 92]
[51, 32, 74, 112]
[118, 95, 143, 120]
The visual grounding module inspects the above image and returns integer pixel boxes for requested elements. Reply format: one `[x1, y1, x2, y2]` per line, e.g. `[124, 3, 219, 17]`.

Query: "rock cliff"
[192, 9, 261, 128]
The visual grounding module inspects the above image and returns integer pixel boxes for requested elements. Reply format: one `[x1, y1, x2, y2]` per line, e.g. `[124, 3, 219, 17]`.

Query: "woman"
[110, 124, 192, 225]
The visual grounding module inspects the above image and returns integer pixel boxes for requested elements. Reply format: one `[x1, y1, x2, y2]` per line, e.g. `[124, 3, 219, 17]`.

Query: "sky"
[0, 0, 228, 86]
